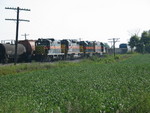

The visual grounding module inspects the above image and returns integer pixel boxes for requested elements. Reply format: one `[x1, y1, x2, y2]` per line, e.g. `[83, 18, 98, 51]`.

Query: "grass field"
[0, 54, 150, 113]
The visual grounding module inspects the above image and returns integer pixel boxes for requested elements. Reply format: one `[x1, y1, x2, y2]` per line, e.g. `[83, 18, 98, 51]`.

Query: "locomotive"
[34, 38, 106, 61]
[119, 43, 131, 54]
[35, 38, 64, 61]
[0, 38, 109, 63]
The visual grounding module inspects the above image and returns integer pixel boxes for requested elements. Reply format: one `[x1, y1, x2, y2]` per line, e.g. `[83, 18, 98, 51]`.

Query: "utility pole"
[5, 7, 30, 65]
[108, 38, 120, 58]
[21, 33, 29, 40]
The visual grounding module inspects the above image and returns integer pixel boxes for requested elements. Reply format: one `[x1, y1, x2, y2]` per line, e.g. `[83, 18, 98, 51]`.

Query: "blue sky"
[1, 0, 150, 47]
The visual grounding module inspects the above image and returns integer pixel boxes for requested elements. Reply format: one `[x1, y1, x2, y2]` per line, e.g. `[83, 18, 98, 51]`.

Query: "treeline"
[128, 30, 150, 53]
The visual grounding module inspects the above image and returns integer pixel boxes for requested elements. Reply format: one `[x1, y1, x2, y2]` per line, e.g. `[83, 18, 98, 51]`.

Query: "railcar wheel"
[42, 56, 53, 62]
[2, 55, 8, 64]
[47, 56, 52, 62]
[61, 55, 65, 60]
[70, 54, 74, 60]
[27, 55, 32, 62]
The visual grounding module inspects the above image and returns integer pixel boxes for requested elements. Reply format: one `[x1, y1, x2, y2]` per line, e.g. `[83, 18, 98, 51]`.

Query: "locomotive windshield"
[35, 39, 50, 46]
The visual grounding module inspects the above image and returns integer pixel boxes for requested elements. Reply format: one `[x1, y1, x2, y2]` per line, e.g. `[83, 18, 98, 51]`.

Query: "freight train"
[0, 38, 109, 63]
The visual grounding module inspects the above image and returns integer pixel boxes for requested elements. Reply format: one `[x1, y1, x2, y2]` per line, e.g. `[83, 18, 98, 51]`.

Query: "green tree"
[140, 30, 150, 53]
[128, 35, 139, 52]
[141, 31, 150, 44]
[135, 42, 143, 53]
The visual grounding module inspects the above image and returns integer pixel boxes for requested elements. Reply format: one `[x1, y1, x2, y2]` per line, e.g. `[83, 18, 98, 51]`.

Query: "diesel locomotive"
[34, 38, 107, 61]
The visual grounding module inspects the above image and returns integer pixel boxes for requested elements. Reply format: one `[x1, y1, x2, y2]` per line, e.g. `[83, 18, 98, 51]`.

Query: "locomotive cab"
[35, 38, 51, 55]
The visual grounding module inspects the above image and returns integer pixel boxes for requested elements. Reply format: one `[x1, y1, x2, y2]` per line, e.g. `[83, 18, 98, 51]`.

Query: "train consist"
[0, 38, 109, 63]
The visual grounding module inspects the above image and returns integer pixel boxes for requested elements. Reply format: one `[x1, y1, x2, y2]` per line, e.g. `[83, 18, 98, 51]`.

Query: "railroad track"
[0, 58, 82, 66]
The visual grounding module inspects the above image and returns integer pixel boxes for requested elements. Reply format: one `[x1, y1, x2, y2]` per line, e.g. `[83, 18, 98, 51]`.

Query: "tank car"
[18, 40, 36, 62]
[0, 40, 36, 63]
[0, 43, 26, 63]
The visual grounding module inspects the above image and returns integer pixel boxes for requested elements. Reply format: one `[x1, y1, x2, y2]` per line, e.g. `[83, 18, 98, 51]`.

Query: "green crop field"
[0, 54, 150, 113]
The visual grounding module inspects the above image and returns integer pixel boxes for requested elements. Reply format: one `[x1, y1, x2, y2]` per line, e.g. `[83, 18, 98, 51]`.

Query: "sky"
[1, 0, 150, 47]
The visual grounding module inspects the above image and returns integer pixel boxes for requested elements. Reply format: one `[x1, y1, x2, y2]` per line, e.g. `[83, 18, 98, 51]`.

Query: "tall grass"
[0, 61, 78, 76]
[0, 54, 128, 76]
[0, 54, 150, 113]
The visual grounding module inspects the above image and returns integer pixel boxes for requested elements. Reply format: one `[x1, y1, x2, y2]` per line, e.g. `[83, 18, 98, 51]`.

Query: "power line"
[5, 19, 30, 22]
[5, 7, 30, 65]
[5, 7, 31, 11]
